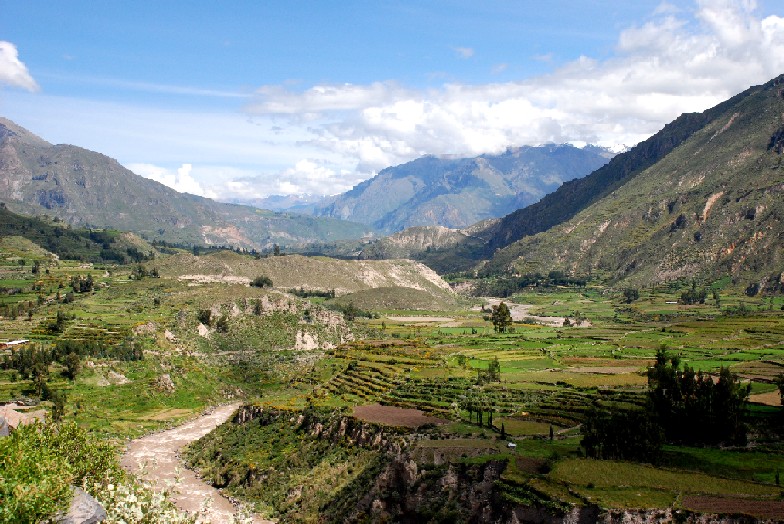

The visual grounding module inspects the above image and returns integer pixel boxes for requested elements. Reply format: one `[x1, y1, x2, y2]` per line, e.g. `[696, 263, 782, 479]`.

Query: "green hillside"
[482, 75, 784, 291]
[0, 204, 154, 263]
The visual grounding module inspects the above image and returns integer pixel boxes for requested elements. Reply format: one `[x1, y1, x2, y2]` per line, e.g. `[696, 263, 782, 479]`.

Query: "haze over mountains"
[0, 117, 370, 250]
[300, 145, 613, 232]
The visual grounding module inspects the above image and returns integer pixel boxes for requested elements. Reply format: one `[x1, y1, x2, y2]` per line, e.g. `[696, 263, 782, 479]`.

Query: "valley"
[2, 238, 784, 522]
[1, 75, 784, 524]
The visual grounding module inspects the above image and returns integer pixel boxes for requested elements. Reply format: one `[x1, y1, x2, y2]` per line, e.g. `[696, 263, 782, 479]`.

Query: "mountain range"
[305, 145, 613, 232]
[0, 117, 370, 250]
[3, 74, 784, 291]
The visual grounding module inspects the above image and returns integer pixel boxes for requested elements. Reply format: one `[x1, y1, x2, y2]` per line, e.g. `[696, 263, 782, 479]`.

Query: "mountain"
[308, 145, 613, 232]
[219, 194, 324, 212]
[481, 75, 784, 289]
[0, 118, 371, 250]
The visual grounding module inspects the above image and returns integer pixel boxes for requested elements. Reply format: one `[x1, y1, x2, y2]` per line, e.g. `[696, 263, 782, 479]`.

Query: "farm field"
[184, 279, 784, 521]
[3, 246, 784, 521]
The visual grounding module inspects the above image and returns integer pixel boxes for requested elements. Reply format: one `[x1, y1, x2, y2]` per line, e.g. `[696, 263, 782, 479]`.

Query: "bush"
[0, 422, 121, 523]
[251, 275, 273, 288]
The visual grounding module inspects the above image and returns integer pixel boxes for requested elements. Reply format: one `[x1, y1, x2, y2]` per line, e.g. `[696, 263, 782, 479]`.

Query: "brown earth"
[682, 495, 784, 520]
[353, 403, 448, 428]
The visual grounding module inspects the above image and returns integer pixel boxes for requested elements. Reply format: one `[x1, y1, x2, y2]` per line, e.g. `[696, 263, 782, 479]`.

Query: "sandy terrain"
[479, 298, 592, 328]
[121, 403, 272, 523]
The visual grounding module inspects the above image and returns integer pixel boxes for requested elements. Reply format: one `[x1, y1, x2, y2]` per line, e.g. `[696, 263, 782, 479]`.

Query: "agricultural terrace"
[3, 244, 784, 520]
[194, 282, 784, 521]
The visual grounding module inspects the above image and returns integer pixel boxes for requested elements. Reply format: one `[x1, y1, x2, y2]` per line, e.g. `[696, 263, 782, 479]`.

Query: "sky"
[1, 1, 784, 201]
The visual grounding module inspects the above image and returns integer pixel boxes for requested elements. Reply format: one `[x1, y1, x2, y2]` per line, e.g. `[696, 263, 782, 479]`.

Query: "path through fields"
[121, 403, 272, 523]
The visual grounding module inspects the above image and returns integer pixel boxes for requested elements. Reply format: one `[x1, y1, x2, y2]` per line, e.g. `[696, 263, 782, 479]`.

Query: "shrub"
[251, 275, 273, 288]
[0, 422, 121, 523]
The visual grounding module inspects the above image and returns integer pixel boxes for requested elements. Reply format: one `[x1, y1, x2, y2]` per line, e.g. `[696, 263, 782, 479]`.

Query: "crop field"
[231, 285, 784, 519]
[3, 247, 784, 520]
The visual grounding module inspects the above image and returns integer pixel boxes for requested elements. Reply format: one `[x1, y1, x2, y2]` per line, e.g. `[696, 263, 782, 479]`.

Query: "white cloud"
[454, 47, 475, 59]
[245, 0, 784, 176]
[0, 41, 39, 91]
[221, 159, 363, 198]
[126, 162, 217, 198]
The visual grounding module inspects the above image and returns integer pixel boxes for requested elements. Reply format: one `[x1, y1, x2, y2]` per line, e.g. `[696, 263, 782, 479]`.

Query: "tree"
[581, 407, 663, 462]
[487, 356, 501, 382]
[251, 275, 273, 288]
[50, 389, 66, 422]
[623, 288, 639, 303]
[64, 352, 80, 380]
[491, 302, 512, 333]
[648, 349, 750, 445]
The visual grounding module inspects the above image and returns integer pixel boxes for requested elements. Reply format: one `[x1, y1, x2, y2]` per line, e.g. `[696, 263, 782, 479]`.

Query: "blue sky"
[2, 1, 783, 200]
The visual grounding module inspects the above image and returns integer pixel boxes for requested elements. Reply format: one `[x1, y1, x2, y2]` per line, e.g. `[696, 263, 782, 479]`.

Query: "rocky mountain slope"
[308, 145, 612, 232]
[482, 75, 784, 289]
[154, 249, 456, 301]
[0, 118, 371, 250]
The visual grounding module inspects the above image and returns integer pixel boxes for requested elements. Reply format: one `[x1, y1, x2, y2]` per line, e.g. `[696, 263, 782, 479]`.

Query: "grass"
[4, 247, 784, 518]
[549, 458, 782, 508]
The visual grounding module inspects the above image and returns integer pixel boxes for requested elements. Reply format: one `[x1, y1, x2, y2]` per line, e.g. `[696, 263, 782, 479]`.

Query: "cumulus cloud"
[126, 162, 217, 198]
[219, 158, 364, 198]
[0, 41, 39, 91]
[245, 0, 784, 178]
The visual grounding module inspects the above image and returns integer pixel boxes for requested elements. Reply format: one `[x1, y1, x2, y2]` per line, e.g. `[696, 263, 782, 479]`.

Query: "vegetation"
[0, 422, 120, 523]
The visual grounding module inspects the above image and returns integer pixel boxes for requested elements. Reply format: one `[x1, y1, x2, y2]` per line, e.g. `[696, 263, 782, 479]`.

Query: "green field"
[3, 249, 784, 521]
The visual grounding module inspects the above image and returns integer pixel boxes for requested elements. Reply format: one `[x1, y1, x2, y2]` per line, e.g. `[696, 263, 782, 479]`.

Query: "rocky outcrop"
[56, 487, 106, 524]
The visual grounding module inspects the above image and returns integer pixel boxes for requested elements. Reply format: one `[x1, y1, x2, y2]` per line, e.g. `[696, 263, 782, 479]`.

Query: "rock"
[107, 371, 129, 385]
[56, 487, 106, 524]
[154, 373, 176, 393]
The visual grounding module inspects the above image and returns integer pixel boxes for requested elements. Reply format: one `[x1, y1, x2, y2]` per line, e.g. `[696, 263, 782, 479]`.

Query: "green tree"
[251, 275, 273, 288]
[623, 288, 639, 303]
[648, 349, 750, 445]
[491, 302, 512, 333]
[64, 352, 80, 380]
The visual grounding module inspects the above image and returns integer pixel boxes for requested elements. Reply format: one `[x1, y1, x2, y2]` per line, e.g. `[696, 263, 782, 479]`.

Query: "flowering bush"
[95, 479, 196, 524]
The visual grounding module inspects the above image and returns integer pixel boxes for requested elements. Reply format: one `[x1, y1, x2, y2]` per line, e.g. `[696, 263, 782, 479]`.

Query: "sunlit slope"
[483, 75, 784, 289]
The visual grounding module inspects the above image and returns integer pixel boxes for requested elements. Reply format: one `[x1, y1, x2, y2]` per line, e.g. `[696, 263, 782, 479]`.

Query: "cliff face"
[210, 406, 777, 524]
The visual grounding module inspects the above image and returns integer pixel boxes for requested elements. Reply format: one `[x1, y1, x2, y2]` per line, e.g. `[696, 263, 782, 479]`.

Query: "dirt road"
[121, 403, 272, 523]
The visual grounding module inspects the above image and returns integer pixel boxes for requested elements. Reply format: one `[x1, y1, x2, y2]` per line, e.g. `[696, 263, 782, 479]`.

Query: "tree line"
[581, 349, 750, 462]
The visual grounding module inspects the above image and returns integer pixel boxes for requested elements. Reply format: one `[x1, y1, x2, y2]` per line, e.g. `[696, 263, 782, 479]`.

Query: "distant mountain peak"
[306, 144, 614, 233]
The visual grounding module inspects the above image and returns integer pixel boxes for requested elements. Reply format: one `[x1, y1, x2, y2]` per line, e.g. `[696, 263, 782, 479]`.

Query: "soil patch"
[386, 316, 454, 323]
[568, 366, 641, 374]
[682, 495, 784, 520]
[749, 390, 781, 406]
[353, 403, 448, 428]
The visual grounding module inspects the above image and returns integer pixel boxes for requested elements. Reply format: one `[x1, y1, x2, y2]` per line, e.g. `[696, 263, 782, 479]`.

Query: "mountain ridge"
[480, 74, 784, 289]
[307, 144, 613, 232]
[0, 118, 371, 249]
